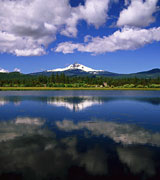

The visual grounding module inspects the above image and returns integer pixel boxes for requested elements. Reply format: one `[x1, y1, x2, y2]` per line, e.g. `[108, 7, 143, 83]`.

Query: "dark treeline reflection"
[0, 117, 160, 180]
[0, 96, 160, 107]
[0, 91, 160, 179]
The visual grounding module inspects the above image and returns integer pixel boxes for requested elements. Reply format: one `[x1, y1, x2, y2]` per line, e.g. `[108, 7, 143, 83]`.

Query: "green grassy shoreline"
[0, 87, 160, 91]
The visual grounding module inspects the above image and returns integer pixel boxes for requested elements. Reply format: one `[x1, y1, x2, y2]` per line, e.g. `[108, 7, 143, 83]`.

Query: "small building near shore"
[103, 82, 108, 87]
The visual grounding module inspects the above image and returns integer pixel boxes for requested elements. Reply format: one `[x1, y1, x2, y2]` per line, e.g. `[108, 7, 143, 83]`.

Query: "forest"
[0, 72, 160, 88]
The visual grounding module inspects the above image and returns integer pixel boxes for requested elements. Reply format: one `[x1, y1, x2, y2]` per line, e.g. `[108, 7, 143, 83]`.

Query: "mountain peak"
[47, 63, 104, 73]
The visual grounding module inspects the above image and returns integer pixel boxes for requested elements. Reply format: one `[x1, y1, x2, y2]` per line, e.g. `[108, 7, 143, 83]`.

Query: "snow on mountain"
[47, 63, 104, 73]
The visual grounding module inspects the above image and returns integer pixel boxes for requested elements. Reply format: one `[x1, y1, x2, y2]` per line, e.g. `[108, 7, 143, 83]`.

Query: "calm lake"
[0, 90, 160, 180]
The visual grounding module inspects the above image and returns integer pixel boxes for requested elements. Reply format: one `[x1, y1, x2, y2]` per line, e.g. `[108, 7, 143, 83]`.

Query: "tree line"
[0, 72, 160, 88]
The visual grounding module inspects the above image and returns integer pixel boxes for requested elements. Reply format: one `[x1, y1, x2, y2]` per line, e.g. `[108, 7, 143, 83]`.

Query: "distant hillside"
[0, 69, 160, 88]
[30, 63, 160, 78]
[0, 72, 28, 79]
[0, 65, 160, 79]
[123, 68, 160, 78]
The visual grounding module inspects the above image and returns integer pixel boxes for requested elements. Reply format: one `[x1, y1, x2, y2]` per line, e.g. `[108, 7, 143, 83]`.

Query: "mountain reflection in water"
[0, 95, 160, 109]
[47, 97, 103, 111]
[0, 91, 160, 180]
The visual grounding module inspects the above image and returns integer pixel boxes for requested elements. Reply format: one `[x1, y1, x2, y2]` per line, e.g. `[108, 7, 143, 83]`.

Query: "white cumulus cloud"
[0, 67, 9, 73]
[117, 0, 159, 27]
[0, 0, 111, 56]
[61, 0, 110, 37]
[55, 27, 160, 54]
[0, 0, 159, 56]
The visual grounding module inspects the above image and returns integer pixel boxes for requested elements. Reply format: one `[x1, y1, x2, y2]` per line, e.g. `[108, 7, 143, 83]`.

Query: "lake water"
[0, 90, 160, 180]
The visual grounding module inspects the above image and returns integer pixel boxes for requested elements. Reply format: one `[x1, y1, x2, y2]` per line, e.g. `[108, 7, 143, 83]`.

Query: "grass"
[0, 87, 160, 91]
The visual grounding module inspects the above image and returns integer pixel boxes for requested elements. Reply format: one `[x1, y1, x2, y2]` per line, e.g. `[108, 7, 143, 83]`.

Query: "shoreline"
[0, 87, 160, 91]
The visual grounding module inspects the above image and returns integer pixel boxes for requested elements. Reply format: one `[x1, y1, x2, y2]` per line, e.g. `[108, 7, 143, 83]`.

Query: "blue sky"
[0, 0, 160, 74]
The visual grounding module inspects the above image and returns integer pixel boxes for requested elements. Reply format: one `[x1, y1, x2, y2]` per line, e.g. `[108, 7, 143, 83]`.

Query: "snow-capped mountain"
[47, 63, 104, 73]
[30, 63, 119, 76]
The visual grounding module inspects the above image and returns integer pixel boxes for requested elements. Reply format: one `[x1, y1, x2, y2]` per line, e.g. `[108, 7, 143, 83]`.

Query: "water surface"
[0, 90, 160, 180]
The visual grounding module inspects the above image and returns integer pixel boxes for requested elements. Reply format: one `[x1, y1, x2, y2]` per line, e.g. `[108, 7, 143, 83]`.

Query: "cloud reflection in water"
[0, 118, 109, 179]
[56, 120, 160, 146]
[0, 117, 159, 179]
